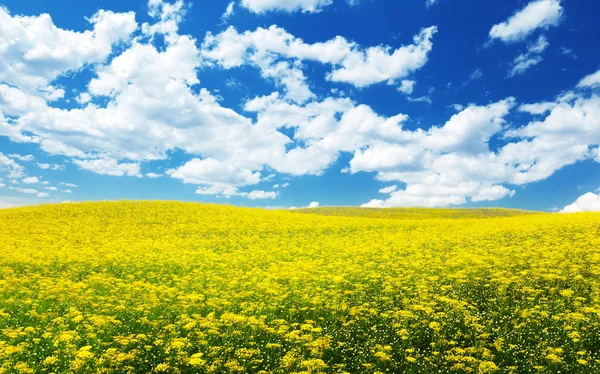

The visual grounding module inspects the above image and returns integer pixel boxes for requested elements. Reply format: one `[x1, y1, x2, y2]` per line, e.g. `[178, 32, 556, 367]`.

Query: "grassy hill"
[0, 201, 599, 373]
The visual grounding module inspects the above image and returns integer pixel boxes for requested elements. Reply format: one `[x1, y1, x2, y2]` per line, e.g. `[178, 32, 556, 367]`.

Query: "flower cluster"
[0, 201, 599, 373]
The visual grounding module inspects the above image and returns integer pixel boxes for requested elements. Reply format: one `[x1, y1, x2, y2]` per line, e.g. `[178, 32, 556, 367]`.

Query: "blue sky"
[0, 0, 599, 211]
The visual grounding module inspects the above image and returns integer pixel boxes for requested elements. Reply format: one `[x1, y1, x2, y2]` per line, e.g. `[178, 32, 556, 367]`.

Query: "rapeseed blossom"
[0, 201, 599, 372]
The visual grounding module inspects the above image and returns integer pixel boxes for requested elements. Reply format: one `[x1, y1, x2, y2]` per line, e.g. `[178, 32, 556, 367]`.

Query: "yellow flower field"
[1, 201, 599, 373]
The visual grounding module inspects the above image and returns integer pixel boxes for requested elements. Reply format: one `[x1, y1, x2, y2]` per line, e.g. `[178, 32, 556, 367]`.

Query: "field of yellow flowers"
[1, 201, 600, 373]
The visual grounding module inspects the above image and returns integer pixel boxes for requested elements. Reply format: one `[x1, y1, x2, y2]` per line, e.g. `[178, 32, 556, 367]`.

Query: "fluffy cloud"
[202, 25, 437, 95]
[359, 71, 600, 207]
[0, 6, 137, 95]
[379, 185, 398, 194]
[489, 0, 563, 43]
[308, 201, 320, 208]
[0, 153, 25, 178]
[37, 163, 64, 170]
[167, 158, 264, 197]
[73, 158, 141, 177]
[240, 0, 333, 14]
[247, 190, 278, 199]
[22, 176, 39, 184]
[561, 192, 600, 213]
[398, 80, 416, 94]
[578, 70, 600, 88]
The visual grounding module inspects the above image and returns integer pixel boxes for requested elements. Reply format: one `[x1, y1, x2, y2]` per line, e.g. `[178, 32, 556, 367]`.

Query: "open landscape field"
[1, 201, 599, 373]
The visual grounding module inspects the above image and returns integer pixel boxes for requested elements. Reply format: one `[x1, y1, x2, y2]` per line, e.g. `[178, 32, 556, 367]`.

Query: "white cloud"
[146, 172, 163, 178]
[398, 80, 416, 94]
[73, 158, 142, 177]
[22, 176, 39, 184]
[62, 189, 73, 193]
[472, 185, 515, 202]
[379, 185, 398, 194]
[37, 192, 49, 198]
[144, 0, 187, 42]
[508, 35, 549, 77]
[489, 0, 563, 43]
[528, 34, 549, 53]
[578, 70, 600, 88]
[0, 153, 26, 178]
[222, 2, 235, 20]
[247, 190, 278, 199]
[561, 192, 600, 213]
[202, 25, 437, 93]
[8, 154, 35, 162]
[15, 188, 38, 194]
[168, 158, 263, 197]
[168, 158, 261, 186]
[240, 0, 333, 14]
[59, 182, 78, 188]
[509, 54, 542, 77]
[308, 201, 319, 208]
[76, 92, 92, 105]
[37, 163, 64, 170]
[45, 186, 58, 191]
[426, 0, 437, 7]
[519, 102, 556, 114]
[0, 6, 137, 95]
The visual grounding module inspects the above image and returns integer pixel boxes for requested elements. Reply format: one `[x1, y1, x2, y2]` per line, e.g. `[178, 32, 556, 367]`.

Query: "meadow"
[0, 201, 599, 373]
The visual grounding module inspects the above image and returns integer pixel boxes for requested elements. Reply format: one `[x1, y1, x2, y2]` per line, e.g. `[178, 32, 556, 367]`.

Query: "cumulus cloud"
[489, 0, 563, 43]
[240, 0, 333, 14]
[202, 25, 437, 95]
[0, 6, 137, 95]
[561, 192, 600, 213]
[22, 176, 39, 184]
[37, 163, 64, 170]
[247, 190, 278, 199]
[379, 185, 398, 194]
[578, 70, 600, 88]
[308, 201, 320, 208]
[398, 80, 416, 94]
[0, 153, 26, 178]
[146, 172, 163, 178]
[73, 158, 142, 177]
[167, 158, 263, 197]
